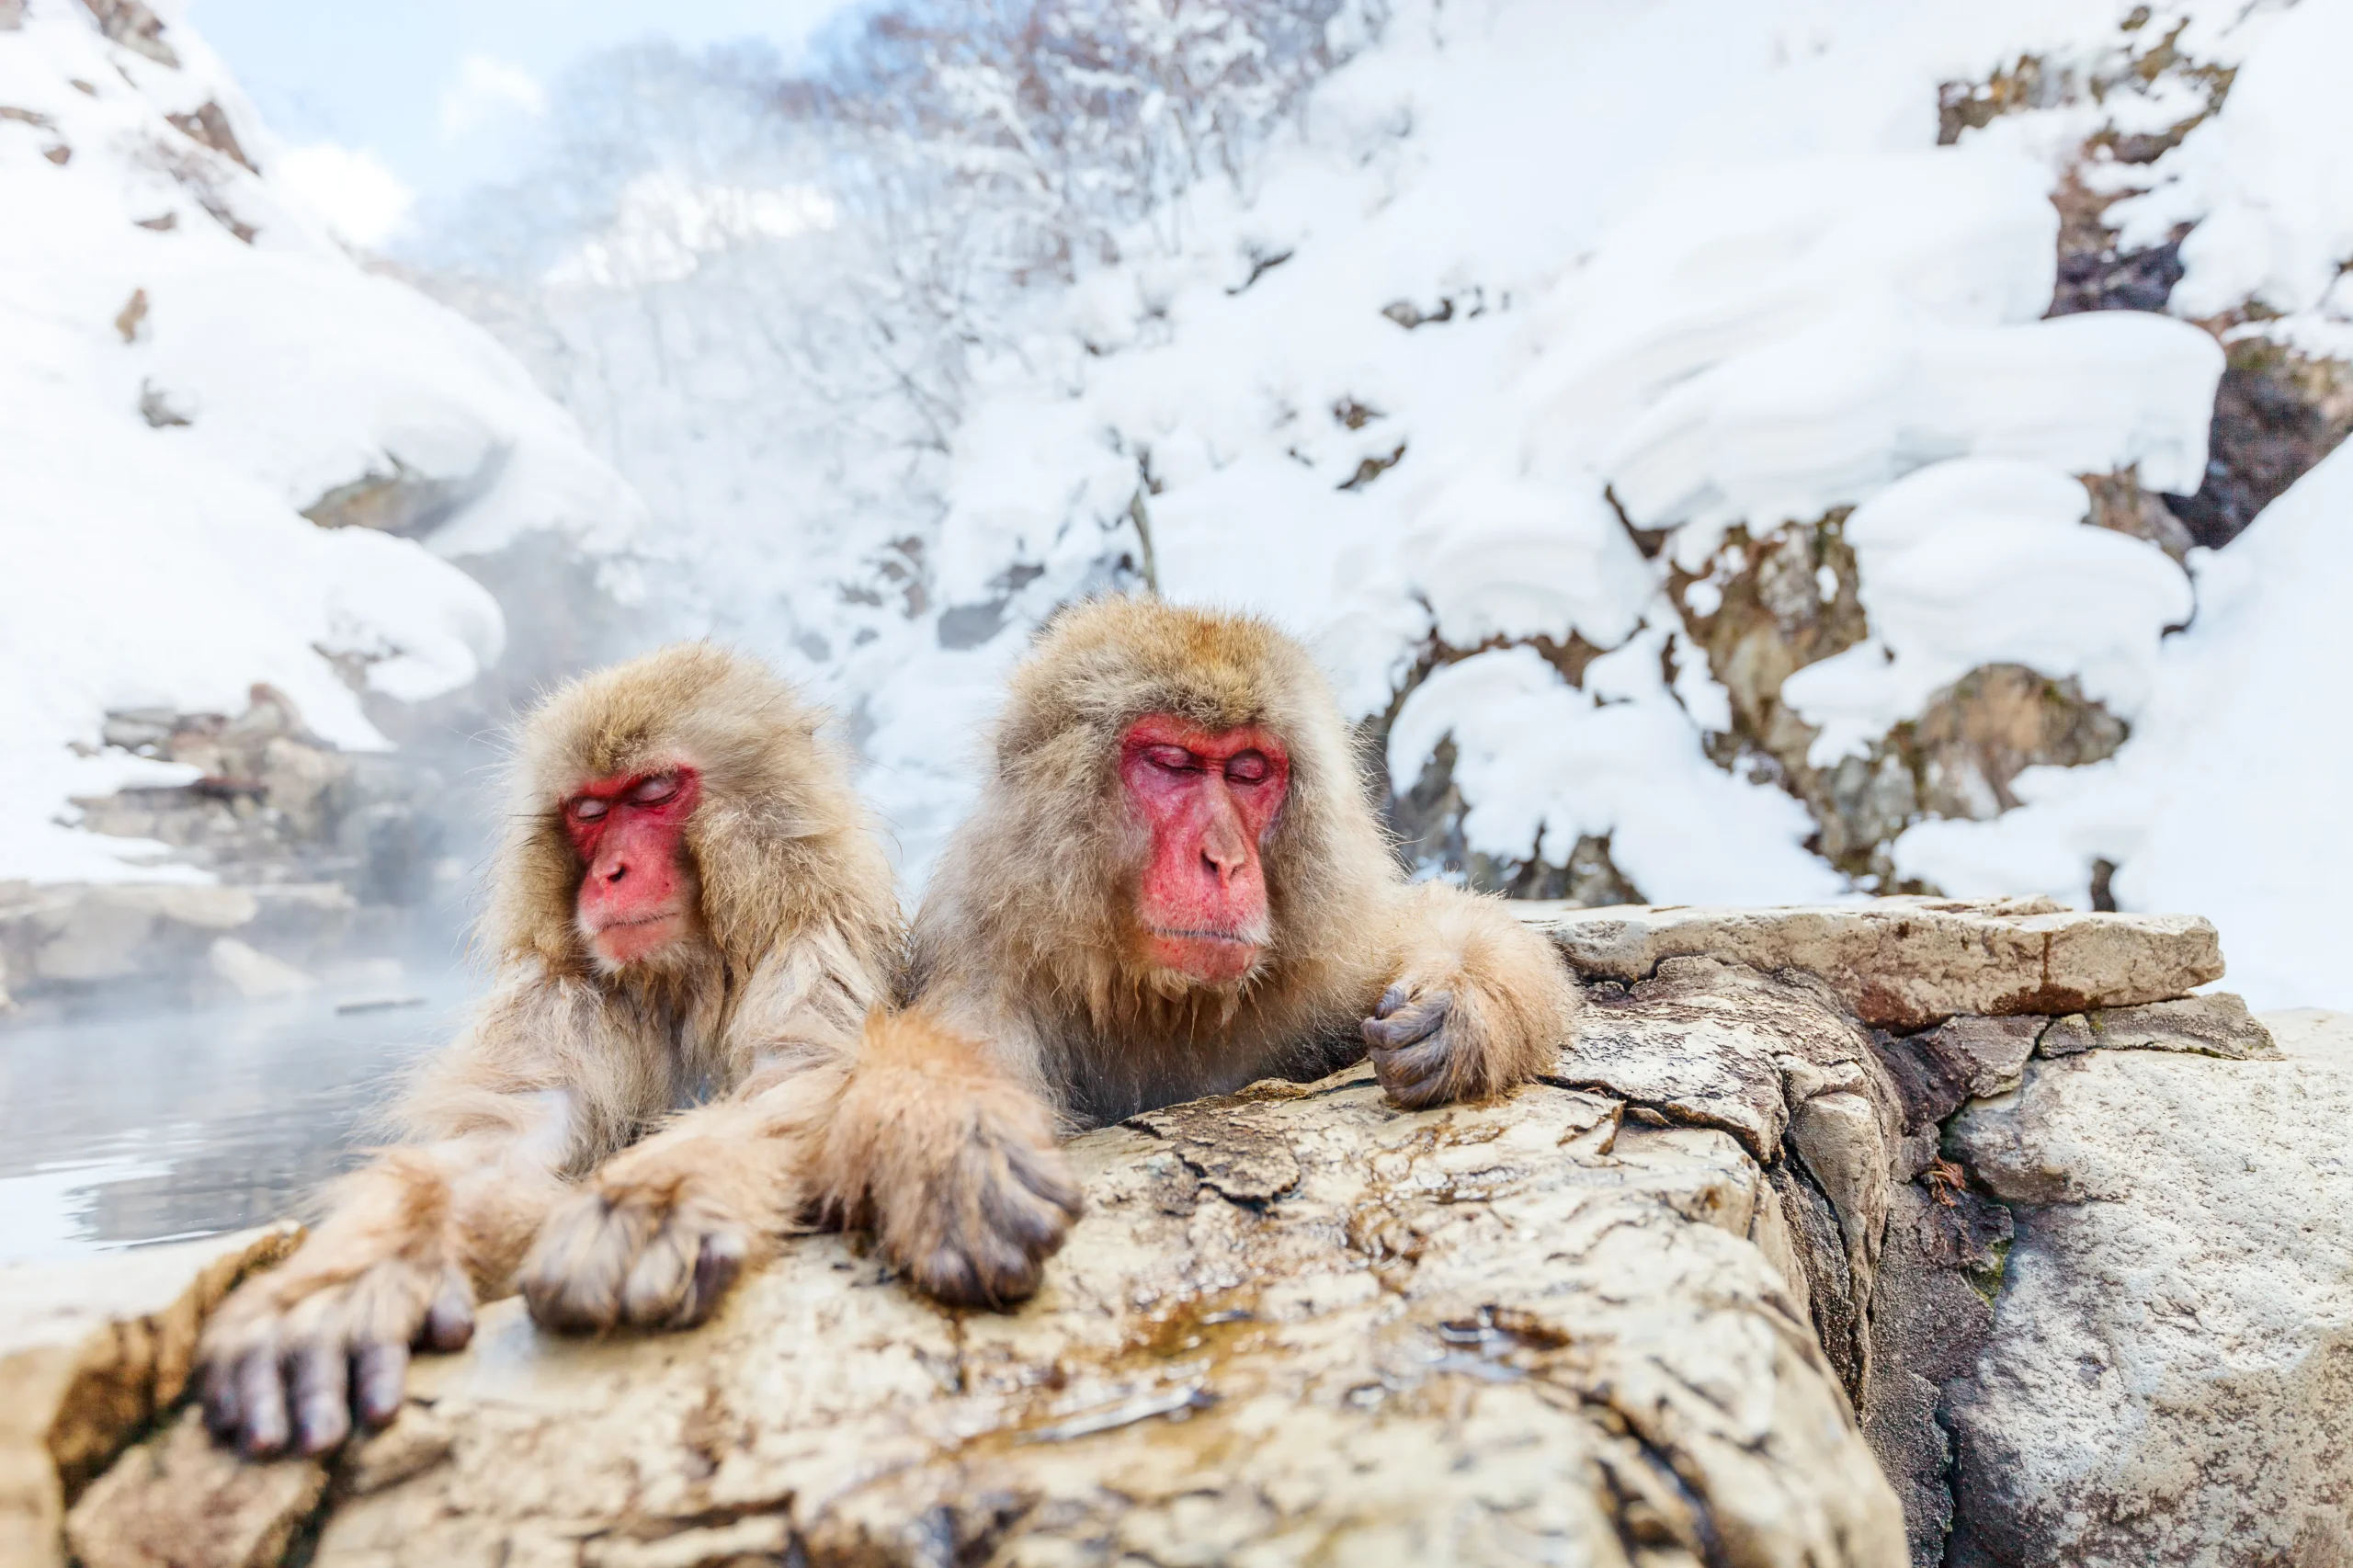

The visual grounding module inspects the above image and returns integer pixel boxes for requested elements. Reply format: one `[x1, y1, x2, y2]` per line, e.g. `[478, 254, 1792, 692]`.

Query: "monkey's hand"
[518, 1139, 761, 1335]
[824, 1011, 1083, 1310]
[1363, 979, 1492, 1109]
[1363, 889, 1578, 1109]
[197, 1158, 475, 1459]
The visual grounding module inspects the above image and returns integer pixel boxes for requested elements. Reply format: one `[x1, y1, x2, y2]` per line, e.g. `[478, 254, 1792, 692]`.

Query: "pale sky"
[190, 0, 867, 242]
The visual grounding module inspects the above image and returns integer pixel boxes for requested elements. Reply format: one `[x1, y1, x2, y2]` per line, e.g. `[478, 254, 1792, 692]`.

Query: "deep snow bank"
[0, 0, 643, 885]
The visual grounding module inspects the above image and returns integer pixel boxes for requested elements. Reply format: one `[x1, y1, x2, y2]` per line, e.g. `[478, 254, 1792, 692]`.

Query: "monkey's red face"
[1119, 715, 1290, 985]
[563, 766, 704, 969]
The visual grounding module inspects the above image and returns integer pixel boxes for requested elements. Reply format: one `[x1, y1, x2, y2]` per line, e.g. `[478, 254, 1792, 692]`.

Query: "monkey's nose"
[603, 860, 629, 883]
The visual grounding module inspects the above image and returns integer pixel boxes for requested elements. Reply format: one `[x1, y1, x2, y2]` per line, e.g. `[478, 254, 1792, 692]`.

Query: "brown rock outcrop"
[0, 1225, 299, 1568]
[61, 1061, 1908, 1568]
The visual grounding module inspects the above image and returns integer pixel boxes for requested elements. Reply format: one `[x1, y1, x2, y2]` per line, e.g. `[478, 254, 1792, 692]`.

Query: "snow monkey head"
[976, 596, 1378, 1002]
[488, 642, 875, 983]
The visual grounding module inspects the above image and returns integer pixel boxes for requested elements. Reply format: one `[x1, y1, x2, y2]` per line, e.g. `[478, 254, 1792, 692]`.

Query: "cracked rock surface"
[66, 1062, 1905, 1568]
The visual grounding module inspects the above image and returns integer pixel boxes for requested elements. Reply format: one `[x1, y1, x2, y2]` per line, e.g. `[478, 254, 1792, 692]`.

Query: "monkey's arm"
[197, 971, 592, 1458]
[516, 929, 907, 1332]
[805, 1000, 1080, 1309]
[1359, 881, 1582, 1109]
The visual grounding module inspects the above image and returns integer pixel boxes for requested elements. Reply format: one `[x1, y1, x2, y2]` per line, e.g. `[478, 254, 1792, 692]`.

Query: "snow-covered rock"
[0, 0, 645, 889]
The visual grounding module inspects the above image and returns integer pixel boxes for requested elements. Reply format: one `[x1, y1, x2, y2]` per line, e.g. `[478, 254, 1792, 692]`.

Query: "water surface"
[0, 963, 478, 1266]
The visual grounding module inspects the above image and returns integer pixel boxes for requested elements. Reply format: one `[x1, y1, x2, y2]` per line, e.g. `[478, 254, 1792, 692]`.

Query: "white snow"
[1897, 437, 2353, 1009]
[1783, 458, 2195, 767]
[0, 0, 642, 882]
[273, 143, 415, 250]
[1390, 640, 1845, 905]
[2110, 0, 2353, 319]
[793, 0, 2234, 903]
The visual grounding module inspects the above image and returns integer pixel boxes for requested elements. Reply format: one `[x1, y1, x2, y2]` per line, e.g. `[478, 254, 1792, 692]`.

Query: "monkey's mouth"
[595, 913, 680, 932]
[582, 908, 688, 967]
[1143, 925, 1267, 986]
[1147, 926, 1262, 948]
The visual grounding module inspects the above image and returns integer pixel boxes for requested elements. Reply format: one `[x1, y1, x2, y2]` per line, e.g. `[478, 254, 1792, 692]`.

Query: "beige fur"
[823, 597, 1581, 1306]
[199, 643, 899, 1457]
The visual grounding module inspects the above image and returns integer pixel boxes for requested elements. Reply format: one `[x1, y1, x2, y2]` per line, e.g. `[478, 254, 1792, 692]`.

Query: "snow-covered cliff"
[0, 0, 645, 887]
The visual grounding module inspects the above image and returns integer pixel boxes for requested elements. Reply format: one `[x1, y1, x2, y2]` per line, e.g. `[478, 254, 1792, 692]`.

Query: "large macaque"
[817, 598, 1581, 1306]
[199, 645, 899, 1458]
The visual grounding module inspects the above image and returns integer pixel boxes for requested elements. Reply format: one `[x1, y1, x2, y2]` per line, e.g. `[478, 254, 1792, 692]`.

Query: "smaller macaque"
[814, 597, 1581, 1306]
[197, 644, 899, 1457]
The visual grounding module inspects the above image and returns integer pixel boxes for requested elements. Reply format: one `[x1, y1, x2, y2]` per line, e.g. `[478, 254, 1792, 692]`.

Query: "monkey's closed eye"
[630, 774, 681, 806]
[1224, 750, 1270, 784]
[569, 798, 610, 822]
[1143, 745, 1199, 774]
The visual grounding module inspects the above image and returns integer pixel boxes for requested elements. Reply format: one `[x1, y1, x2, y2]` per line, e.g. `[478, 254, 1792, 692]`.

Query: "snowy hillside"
[433, 0, 2353, 1006]
[0, 0, 644, 885]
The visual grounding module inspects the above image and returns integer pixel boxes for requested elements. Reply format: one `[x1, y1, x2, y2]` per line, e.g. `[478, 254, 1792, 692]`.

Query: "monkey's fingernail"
[290, 1343, 352, 1455]
[354, 1342, 409, 1428]
[688, 1233, 745, 1322]
[423, 1276, 474, 1353]
[921, 1246, 983, 1309]
[235, 1348, 290, 1458]
[1006, 1142, 1080, 1209]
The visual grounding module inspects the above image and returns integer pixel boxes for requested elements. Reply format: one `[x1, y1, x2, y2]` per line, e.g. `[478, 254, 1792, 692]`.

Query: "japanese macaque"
[198, 644, 899, 1458]
[815, 597, 1581, 1307]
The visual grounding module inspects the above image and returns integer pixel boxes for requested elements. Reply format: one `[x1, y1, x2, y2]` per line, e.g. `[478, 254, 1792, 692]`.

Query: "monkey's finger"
[620, 1225, 699, 1327]
[354, 1341, 409, 1430]
[987, 1151, 1080, 1264]
[523, 1198, 641, 1333]
[1370, 1029, 1442, 1079]
[234, 1346, 291, 1459]
[1373, 983, 1412, 1019]
[979, 1179, 1066, 1260]
[290, 1341, 353, 1456]
[973, 1229, 1045, 1308]
[200, 1355, 241, 1441]
[1369, 1009, 1463, 1108]
[1362, 992, 1451, 1050]
[421, 1267, 475, 1353]
[1006, 1140, 1084, 1222]
[674, 1231, 747, 1328]
[917, 1243, 988, 1310]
